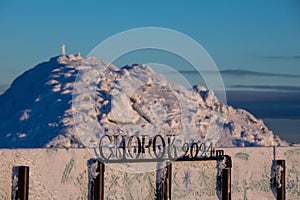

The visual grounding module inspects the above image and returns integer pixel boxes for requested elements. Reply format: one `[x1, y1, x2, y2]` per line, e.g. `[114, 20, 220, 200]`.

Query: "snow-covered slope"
[0, 55, 287, 148]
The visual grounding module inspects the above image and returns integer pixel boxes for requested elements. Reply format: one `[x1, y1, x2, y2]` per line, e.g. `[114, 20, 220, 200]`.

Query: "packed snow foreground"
[0, 55, 287, 148]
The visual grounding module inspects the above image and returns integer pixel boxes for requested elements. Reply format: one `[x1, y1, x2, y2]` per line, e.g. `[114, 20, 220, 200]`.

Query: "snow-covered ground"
[1, 147, 300, 199]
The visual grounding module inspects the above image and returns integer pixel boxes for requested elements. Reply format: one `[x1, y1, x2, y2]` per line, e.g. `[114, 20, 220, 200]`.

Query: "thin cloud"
[220, 70, 300, 78]
[230, 85, 300, 92]
[226, 90, 300, 103]
[175, 69, 300, 78]
[261, 55, 300, 60]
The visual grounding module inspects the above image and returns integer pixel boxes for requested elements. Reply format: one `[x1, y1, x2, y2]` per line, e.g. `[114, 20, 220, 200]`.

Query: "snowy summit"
[0, 55, 287, 148]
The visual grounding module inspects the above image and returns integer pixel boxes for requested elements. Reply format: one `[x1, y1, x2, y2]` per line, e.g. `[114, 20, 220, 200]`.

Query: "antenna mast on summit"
[61, 44, 66, 56]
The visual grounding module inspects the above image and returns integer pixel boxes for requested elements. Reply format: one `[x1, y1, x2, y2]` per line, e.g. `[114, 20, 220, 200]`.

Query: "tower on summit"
[60, 44, 66, 56]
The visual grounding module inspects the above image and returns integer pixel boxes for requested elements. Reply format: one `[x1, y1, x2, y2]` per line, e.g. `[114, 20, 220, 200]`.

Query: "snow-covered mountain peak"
[0, 56, 288, 148]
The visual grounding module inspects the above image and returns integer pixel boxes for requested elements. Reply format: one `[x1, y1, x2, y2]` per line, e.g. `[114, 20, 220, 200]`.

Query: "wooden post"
[162, 161, 172, 200]
[222, 155, 232, 200]
[16, 166, 29, 200]
[91, 159, 105, 200]
[276, 160, 285, 200]
[156, 161, 172, 200]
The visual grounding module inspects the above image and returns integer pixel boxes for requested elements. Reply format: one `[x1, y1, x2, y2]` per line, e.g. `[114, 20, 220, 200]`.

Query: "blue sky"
[1, 0, 300, 85]
[0, 0, 300, 142]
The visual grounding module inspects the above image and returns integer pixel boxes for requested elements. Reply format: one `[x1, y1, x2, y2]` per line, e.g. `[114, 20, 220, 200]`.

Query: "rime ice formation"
[0, 56, 288, 148]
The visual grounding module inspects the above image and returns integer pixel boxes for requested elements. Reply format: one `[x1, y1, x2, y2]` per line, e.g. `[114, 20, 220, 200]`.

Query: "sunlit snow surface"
[0, 56, 287, 149]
